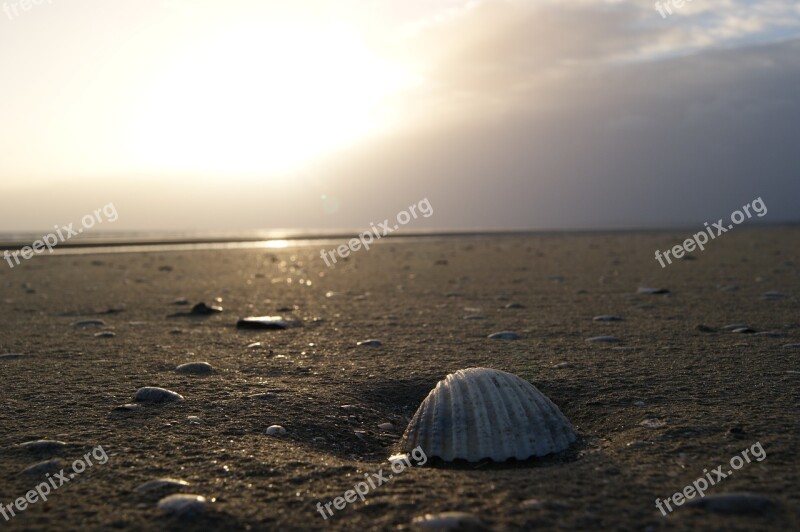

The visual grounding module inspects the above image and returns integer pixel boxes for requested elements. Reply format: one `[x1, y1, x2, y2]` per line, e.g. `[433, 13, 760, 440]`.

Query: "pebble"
[248, 393, 277, 400]
[236, 316, 296, 330]
[71, 319, 105, 327]
[753, 331, 785, 338]
[553, 362, 571, 369]
[135, 478, 191, 493]
[463, 314, 487, 320]
[266, 425, 287, 436]
[761, 291, 786, 300]
[634, 401, 646, 407]
[176, 362, 213, 374]
[504, 303, 525, 309]
[626, 440, 652, 448]
[640, 418, 666, 429]
[586, 336, 620, 343]
[19, 440, 66, 452]
[487, 331, 520, 340]
[171, 298, 190, 305]
[686, 492, 775, 514]
[731, 327, 757, 334]
[411, 512, 483, 529]
[94, 331, 116, 338]
[696, 325, 717, 333]
[783, 343, 800, 349]
[378, 422, 395, 431]
[247, 342, 265, 349]
[520, 499, 545, 510]
[0, 353, 24, 360]
[134, 387, 184, 403]
[593, 315, 623, 321]
[22, 459, 66, 477]
[357, 339, 383, 347]
[157, 494, 207, 517]
[187, 416, 202, 425]
[719, 285, 738, 292]
[638, 287, 670, 295]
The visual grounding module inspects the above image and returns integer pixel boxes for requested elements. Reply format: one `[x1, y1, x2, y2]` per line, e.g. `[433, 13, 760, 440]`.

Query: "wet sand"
[0, 228, 798, 531]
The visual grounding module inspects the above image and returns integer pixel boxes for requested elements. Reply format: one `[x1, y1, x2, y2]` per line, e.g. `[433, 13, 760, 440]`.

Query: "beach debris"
[135, 478, 191, 493]
[357, 339, 383, 347]
[266, 425, 287, 436]
[411, 511, 484, 529]
[400, 368, 575, 462]
[0, 353, 24, 360]
[236, 316, 297, 330]
[134, 387, 184, 403]
[639, 418, 666, 429]
[637, 287, 670, 295]
[487, 331, 520, 340]
[686, 492, 776, 514]
[94, 331, 116, 338]
[593, 315, 623, 322]
[22, 459, 66, 477]
[696, 324, 717, 333]
[586, 336, 620, 343]
[157, 494, 207, 517]
[761, 291, 786, 300]
[71, 319, 105, 328]
[176, 362, 213, 374]
[19, 440, 66, 452]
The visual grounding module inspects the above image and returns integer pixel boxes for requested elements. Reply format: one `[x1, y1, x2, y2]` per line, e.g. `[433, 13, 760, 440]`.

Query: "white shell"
[400, 368, 575, 462]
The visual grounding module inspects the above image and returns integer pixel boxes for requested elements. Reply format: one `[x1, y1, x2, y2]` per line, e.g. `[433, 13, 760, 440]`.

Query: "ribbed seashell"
[400, 368, 575, 462]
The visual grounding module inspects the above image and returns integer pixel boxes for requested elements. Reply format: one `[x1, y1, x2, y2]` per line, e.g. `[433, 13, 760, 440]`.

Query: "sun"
[131, 23, 409, 176]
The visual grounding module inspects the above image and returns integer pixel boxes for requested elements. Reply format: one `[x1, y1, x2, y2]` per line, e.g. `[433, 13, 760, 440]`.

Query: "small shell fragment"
[487, 331, 520, 340]
[237, 316, 297, 330]
[400, 368, 575, 462]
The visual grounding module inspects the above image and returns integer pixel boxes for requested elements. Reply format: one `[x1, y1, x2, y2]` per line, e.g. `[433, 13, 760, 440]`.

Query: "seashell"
[593, 315, 623, 322]
[157, 494, 207, 517]
[22, 459, 66, 477]
[400, 368, 575, 462]
[487, 331, 520, 340]
[135, 478, 191, 493]
[357, 339, 383, 347]
[586, 336, 619, 343]
[236, 316, 297, 330]
[134, 387, 184, 403]
[71, 319, 105, 327]
[411, 511, 484, 529]
[0, 353, 24, 360]
[94, 331, 116, 338]
[266, 425, 286, 436]
[638, 287, 669, 295]
[176, 362, 213, 374]
[19, 440, 66, 452]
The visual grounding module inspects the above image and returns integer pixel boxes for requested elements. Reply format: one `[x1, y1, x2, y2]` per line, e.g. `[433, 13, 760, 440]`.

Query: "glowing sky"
[1, 0, 798, 232]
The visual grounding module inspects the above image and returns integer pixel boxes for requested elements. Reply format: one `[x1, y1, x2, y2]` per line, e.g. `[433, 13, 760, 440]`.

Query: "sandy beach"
[0, 228, 798, 531]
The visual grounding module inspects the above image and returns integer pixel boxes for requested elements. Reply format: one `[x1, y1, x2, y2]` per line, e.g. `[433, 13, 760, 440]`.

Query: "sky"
[1, 0, 799, 233]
